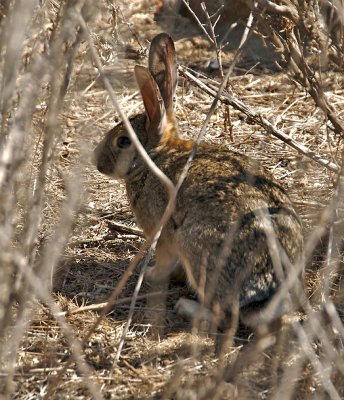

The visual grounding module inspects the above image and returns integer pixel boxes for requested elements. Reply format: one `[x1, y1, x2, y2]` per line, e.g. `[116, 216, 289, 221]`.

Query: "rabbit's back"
[126, 140, 303, 309]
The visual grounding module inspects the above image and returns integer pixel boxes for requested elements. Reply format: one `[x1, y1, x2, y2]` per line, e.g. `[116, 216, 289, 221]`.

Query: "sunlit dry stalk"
[245, 0, 300, 23]
[0, 0, 41, 383]
[21, 1, 93, 269]
[287, 31, 344, 136]
[179, 3, 344, 395]
[0, 0, 98, 396]
[77, 8, 177, 358]
[198, 12, 257, 356]
[245, 0, 344, 137]
[273, 348, 307, 400]
[303, 163, 344, 374]
[180, 65, 340, 172]
[44, 240, 154, 398]
[294, 320, 341, 400]
[0, 62, 47, 391]
[181, 0, 237, 135]
[5, 168, 104, 400]
[264, 233, 343, 379]
[0, 0, 37, 137]
[240, 3, 344, 395]
[0, 0, 38, 344]
[112, 247, 153, 370]
[43, 9, 176, 393]
[54, 290, 171, 316]
[14, 251, 103, 400]
[222, 222, 342, 399]
[271, 166, 344, 398]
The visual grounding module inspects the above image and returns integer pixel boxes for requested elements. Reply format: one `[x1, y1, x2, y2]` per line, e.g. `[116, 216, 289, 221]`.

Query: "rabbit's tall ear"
[148, 33, 177, 112]
[135, 65, 166, 142]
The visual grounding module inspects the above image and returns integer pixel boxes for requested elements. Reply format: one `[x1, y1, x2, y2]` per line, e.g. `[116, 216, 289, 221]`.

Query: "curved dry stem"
[180, 65, 340, 173]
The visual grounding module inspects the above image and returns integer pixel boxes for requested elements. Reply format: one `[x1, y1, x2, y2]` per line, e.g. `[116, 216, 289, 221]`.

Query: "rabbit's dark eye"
[117, 136, 131, 149]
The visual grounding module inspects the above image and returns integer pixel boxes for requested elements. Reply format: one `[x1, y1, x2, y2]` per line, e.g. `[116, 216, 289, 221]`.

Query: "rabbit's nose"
[93, 146, 100, 166]
[93, 144, 105, 172]
[97, 163, 106, 174]
[95, 157, 107, 174]
[95, 153, 114, 176]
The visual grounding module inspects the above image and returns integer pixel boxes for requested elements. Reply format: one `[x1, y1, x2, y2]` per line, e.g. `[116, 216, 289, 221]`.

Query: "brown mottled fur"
[94, 33, 304, 329]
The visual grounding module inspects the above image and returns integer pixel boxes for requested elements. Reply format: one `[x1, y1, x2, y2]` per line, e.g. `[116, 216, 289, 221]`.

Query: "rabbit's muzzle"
[94, 142, 113, 176]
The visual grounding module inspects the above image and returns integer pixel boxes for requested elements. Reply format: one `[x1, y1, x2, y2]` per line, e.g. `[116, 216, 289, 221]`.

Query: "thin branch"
[55, 291, 171, 316]
[243, 0, 300, 24]
[181, 0, 212, 42]
[200, 2, 224, 77]
[179, 65, 339, 173]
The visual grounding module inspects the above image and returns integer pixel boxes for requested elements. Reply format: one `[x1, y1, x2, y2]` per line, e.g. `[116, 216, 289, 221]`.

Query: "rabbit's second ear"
[148, 33, 177, 112]
[135, 65, 166, 143]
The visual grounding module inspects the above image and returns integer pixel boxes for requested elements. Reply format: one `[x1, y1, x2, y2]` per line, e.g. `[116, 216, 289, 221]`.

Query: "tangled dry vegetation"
[0, 0, 344, 399]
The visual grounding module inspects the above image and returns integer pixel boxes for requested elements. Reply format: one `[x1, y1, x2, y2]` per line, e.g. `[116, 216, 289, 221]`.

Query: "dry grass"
[1, 0, 344, 399]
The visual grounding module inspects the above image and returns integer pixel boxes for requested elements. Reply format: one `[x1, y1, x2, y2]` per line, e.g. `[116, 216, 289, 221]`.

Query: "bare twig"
[243, 0, 299, 24]
[106, 220, 144, 236]
[200, 2, 225, 77]
[180, 65, 339, 173]
[181, 0, 212, 42]
[55, 290, 172, 316]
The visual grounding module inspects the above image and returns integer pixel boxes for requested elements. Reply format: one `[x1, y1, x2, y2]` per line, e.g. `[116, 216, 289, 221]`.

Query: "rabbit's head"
[94, 33, 178, 180]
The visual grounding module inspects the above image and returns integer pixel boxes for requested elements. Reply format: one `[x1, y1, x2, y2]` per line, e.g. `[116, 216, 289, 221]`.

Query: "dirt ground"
[10, 1, 344, 399]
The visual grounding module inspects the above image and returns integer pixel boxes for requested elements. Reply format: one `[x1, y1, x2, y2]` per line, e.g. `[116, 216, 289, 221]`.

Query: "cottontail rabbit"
[95, 33, 303, 332]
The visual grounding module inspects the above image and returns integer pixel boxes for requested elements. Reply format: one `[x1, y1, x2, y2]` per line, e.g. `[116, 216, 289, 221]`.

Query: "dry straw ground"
[0, 0, 344, 399]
